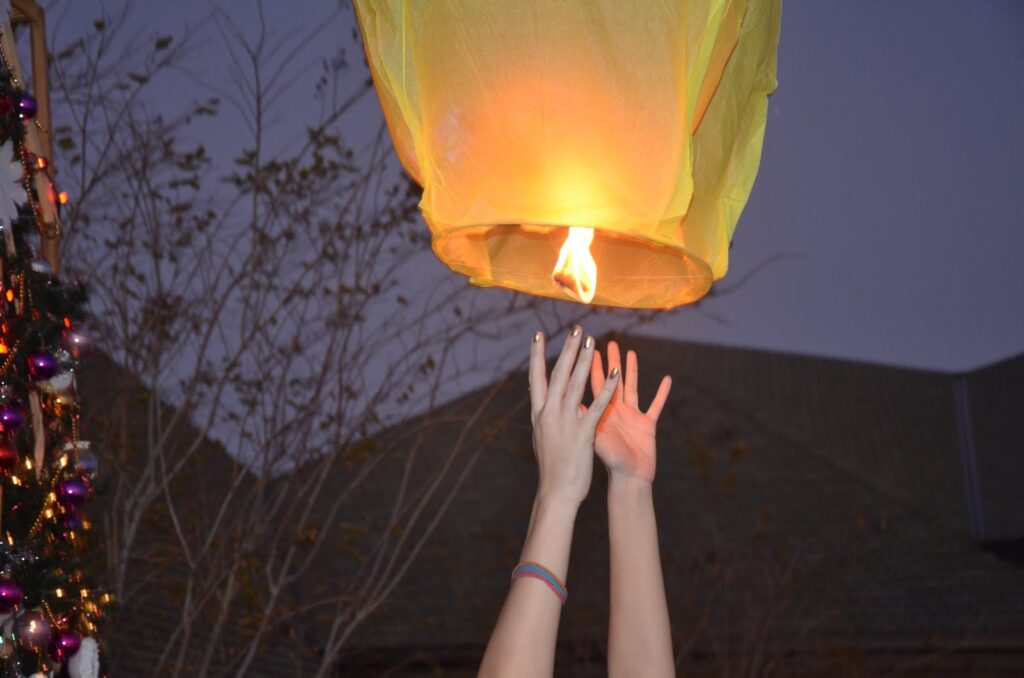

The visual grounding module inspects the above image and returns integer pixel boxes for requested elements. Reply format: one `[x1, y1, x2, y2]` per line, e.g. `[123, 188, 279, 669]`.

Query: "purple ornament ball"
[60, 512, 83, 533]
[16, 609, 51, 650]
[60, 516, 84, 536]
[61, 329, 93, 360]
[0, 577, 23, 613]
[16, 93, 37, 119]
[0, 439, 17, 474]
[0, 405, 22, 433]
[57, 477, 90, 508]
[27, 351, 59, 381]
[48, 629, 81, 663]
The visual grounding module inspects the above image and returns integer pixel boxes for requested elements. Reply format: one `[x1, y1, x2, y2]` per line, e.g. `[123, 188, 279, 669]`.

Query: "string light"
[0, 339, 23, 376]
[0, 28, 107, 666]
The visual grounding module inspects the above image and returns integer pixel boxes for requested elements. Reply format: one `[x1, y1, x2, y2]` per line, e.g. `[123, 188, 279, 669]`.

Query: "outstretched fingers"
[645, 375, 673, 421]
[590, 349, 605, 396]
[584, 366, 620, 429]
[548, 326, 583, 402]
[625, 350, 639, 408]
[565, 335, 596, 412]
[529, 331, 547, 418]
[606, 341, 624, 403]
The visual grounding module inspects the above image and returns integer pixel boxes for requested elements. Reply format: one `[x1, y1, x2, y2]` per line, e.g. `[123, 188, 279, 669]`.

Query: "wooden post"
[8, 0, 59, 274]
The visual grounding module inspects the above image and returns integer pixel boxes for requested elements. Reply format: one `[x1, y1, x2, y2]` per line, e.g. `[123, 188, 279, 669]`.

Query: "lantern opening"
[552, 227, 597, 304]
[431, 224, 714, 309]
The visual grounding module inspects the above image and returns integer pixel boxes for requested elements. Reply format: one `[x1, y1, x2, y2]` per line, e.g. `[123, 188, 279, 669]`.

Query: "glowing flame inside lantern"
[552, 227, 597, 304]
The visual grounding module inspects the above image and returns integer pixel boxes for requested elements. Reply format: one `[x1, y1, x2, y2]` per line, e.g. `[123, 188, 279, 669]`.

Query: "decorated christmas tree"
[0, 37, 108, 678]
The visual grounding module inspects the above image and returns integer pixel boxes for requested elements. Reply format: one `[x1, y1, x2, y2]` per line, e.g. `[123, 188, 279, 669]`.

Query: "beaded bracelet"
[511, 561, 567, 604]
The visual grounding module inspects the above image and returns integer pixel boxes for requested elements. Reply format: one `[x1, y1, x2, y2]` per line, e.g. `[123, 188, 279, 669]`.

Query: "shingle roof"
[310, 336, 1024, 673]
[84, 338, 1024, 675]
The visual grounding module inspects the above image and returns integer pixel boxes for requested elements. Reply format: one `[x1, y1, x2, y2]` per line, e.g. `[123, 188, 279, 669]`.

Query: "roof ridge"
[602, 332, 1024, 376]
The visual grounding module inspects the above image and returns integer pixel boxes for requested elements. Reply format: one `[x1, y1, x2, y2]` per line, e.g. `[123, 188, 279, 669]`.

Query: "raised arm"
[479, 327, 618, 678]
[591, 341, 675, 678]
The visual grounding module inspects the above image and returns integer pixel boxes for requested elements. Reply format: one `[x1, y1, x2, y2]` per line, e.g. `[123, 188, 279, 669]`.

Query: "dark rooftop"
[84, 337, 1024, 675]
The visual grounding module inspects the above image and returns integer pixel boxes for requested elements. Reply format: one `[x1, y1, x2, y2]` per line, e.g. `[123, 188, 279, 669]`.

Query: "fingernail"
[584, 336, 594, 349]
[610, 367, 619, 378]
[533, 331, 542, 343]
[571, 325, 582, 337]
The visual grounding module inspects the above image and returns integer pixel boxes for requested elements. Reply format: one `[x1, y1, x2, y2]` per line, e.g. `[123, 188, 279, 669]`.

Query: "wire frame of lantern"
[355, 0, 781, 309]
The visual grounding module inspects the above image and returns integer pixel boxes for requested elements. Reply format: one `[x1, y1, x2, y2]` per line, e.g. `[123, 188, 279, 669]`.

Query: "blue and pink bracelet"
[511, 561, 568, 604]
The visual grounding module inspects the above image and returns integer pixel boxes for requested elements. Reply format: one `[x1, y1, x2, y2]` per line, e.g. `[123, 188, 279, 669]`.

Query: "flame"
[552, 227, 597, 304]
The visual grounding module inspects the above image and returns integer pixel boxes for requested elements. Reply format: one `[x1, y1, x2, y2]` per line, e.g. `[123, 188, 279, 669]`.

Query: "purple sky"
[47, 0, 1024, 373]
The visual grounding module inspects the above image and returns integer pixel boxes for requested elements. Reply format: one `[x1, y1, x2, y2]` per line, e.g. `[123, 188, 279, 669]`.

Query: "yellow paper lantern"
[355, 0, 780, 308]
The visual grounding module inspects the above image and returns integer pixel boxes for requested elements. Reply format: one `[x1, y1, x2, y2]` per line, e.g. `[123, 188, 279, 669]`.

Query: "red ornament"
[0, 439, 16, 474]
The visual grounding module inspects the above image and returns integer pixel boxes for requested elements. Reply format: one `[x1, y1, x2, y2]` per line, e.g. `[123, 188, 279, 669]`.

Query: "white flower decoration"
[0, 140, 26, 227]
[68, 637, 100, 678]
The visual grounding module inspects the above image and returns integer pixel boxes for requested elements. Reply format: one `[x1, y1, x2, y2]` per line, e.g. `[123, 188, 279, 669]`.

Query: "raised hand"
[589, 341, 671, 484]
[530, 327, 620, 507]
[594, 341, 677, 678]
[480, 327, 621, 678]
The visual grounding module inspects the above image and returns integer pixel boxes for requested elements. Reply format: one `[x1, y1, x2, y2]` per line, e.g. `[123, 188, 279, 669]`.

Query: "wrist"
[521, 493, 579, 581]
[607, 472, 653, 498]
[533, 491, 583, 517]
[607, 473, 655, 524]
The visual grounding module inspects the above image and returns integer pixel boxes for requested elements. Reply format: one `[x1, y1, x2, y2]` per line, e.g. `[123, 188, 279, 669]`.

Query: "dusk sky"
[19, 4, 1023, 672]
[48, 0, 1024, 374]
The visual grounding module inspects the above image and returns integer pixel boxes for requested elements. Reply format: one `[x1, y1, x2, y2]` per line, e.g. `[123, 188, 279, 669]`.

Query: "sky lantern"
[355, 0, 780, 308]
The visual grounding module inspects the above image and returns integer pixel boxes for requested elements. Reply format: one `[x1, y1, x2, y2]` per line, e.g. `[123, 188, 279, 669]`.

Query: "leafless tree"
[45, 3, 637, 675]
